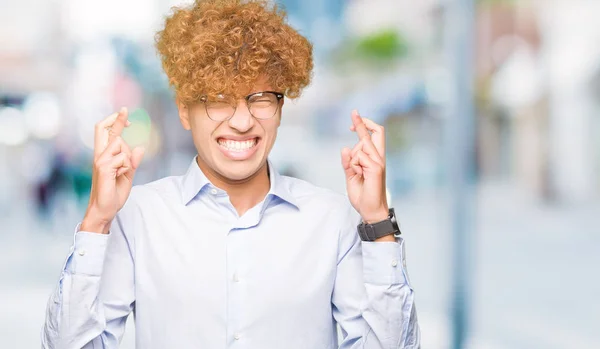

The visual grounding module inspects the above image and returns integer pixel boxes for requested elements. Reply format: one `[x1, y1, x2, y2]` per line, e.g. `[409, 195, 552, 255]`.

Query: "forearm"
[360, 240, 420, 349]
[42, 231, 111, 349]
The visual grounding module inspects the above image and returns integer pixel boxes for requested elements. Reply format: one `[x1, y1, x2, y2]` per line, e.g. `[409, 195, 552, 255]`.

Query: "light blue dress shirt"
[42, 158, 420, 349]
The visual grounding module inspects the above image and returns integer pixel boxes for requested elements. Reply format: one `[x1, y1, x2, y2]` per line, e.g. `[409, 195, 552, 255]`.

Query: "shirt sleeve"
[331, 203, 420, 349]
[42, 198, 138, 349]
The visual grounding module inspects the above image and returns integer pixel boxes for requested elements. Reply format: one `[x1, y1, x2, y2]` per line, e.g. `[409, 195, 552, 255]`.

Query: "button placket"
[227, 226, 248, 346]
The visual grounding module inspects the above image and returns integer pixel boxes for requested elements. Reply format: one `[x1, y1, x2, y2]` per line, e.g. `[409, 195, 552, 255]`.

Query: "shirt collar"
[180, 156, 298, 209]
[180, 156, 212, 205]
[266, 159, 299, 209]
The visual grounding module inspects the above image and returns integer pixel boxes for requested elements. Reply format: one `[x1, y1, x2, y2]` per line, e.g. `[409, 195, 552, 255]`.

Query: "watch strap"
[357, 208, 400, 241]
[358, 219, 396, 241]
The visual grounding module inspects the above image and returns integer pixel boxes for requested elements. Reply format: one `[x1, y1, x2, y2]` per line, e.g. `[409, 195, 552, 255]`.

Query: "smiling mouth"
[217, 137, 259, 152]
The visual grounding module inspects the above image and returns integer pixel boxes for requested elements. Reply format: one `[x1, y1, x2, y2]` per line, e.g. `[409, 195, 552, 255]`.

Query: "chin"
[214, 156, 266, 182]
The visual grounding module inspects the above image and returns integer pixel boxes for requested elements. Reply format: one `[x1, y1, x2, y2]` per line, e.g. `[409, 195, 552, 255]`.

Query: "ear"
[177, 98, 191, 130]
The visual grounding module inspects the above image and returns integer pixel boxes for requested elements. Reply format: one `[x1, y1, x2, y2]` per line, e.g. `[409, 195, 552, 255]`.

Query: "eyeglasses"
[199, 91, 284, 122]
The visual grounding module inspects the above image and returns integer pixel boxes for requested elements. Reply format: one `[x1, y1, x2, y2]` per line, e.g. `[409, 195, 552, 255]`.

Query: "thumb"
[131, 147, 145, 171]
[124, 147, 145, 181]
[341, 147, 355, 180]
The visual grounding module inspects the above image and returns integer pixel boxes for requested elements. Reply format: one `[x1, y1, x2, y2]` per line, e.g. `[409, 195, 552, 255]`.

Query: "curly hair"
[155, 0, 313, 104]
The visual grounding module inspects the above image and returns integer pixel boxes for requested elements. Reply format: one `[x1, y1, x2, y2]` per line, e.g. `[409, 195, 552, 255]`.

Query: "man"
[42, 0, 420, 348]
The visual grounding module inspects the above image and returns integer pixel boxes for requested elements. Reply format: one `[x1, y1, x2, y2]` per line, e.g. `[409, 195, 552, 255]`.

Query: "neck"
[196, 157, 271, 216]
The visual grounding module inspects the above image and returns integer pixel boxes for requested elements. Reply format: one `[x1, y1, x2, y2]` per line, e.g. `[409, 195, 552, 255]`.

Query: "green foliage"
[329, 28, 409, 72]
[354, 29, 409, 61]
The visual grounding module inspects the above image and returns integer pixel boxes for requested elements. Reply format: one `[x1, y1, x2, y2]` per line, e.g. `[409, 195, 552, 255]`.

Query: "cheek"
[260, 121, 279, 143]
[189, 120, 216, 148]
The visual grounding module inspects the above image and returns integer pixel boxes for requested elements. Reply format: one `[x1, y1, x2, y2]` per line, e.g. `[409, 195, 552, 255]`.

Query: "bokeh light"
[22, 92, 62, 139]
[122, 107, 152, 147]
[0, 107, 28, 146]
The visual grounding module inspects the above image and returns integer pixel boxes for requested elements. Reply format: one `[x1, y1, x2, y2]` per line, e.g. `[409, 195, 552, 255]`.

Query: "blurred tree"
[330, 28, 410, 72]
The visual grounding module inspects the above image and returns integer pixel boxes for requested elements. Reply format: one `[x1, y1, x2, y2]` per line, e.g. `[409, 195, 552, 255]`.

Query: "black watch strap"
[357, 208, 400, 241]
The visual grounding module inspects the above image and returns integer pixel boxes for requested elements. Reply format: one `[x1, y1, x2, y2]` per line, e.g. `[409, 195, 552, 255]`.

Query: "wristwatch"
[357, 208, 401, 241]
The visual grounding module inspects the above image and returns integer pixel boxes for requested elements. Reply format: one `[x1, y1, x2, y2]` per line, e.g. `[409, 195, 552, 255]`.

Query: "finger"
[350, 139, 364, 159]
[355, 150, 381, 173]
[108, 107, 129, 144]
[110, 152, 132, 173]
[358, 136, 384, 167]
[98, 136, 131, 162]
[341, 147, 357, 180]
[122, 147, 145, 182]
[358, 117, 385, 159]
[116, 166, 130, 177]
[94, 111, 120, 157]
[350, 152, 363, 177]
[130, 147, 145, 170]
[351, 110, 370, 140]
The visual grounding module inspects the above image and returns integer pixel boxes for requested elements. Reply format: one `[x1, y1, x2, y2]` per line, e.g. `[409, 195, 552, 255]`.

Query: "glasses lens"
[248, 92, 280, 119]
[205, 97, 235, 121]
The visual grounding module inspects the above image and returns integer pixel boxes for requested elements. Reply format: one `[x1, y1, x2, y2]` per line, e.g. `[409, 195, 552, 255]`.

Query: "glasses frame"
[199, 90, 284, 122]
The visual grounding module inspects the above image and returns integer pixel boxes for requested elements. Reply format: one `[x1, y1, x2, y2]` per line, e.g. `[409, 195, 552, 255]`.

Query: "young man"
[42, 0, 420, 348]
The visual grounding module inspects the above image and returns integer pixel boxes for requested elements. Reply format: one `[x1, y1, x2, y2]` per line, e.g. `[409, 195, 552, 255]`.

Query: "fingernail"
[120, 106, 127, 113]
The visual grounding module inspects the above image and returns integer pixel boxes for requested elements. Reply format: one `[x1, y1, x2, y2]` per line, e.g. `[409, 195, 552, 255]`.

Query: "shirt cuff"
[64, 225, 110, 276]
[361, 238, 410, 286]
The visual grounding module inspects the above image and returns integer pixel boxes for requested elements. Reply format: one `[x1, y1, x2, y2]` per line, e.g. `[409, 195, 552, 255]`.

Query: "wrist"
[81, 210, 112, 235]
[374, 235, 396, 242]
[362, 208, 389, 224]
[357, 207, 400, 242]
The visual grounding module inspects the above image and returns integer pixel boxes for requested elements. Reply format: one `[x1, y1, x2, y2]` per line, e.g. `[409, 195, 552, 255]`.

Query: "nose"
[227, 99, 255, 133]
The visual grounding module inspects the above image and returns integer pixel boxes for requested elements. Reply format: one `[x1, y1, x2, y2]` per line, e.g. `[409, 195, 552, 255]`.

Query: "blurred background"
[1, 0, 599, 348]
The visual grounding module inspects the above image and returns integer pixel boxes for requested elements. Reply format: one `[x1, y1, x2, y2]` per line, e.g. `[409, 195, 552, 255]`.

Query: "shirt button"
[233, 272, 240, 282]
[234, 333, 241, 340]
[78, 249, 86, 256]
[391, 259, 398, 267]
[210, 188, 218, 195]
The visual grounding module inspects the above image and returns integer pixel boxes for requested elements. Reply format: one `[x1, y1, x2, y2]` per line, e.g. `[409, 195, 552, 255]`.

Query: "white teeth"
[218, 138, 257, 152]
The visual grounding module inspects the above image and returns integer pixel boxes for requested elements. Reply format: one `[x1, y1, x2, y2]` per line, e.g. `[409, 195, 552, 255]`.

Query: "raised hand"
[341, 110, 389, 224]
[81, 108, 145, 234]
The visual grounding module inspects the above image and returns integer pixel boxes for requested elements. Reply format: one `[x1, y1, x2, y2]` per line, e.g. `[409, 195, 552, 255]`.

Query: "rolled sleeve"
[361, 238, 411, 286]
[65, 230, 110, 276]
